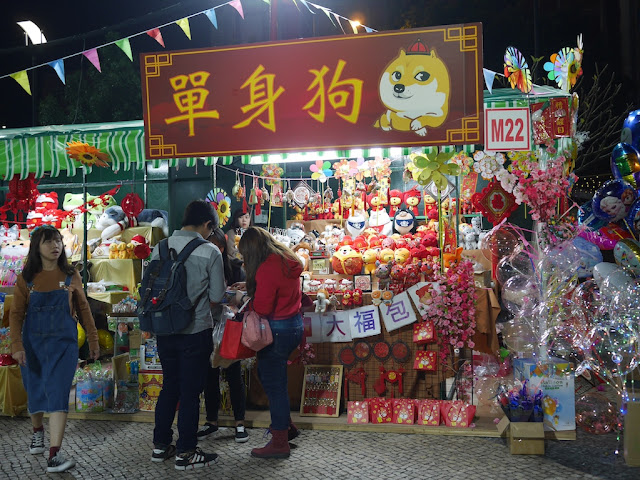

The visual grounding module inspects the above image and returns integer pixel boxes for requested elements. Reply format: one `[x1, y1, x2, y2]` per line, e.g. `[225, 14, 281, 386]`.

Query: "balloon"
[621, 109, 640, 151]
[496, 250, 535, 286]
[540, 240, 583, 283]
[592, 179, 636, 223]
[77, 322, 86, 348]
[571, 279, 606, 325]
[578, 202, 607, 230]
[575, 392, 619, 434]
[593, 262, 635, 297]
[97, 329, 114, 351]
[578, 230, 617, 250]
[502, 319, 538, 356]
[626, 198, 640, 238]
[610, 142, 640, 188]
[588, 323, 638, 378]
[480, 226, 520, 265]
[501, 274, 540, 315]
[541, 324, 585, 365]
[609, 279, 640, 329]
[572, 236, 603, 278]
[613, 238, 640, 277]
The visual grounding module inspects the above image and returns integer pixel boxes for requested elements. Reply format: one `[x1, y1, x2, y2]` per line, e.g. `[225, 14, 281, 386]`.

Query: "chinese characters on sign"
[349, 306, 381, 339]
[321, 311, 352, 342]
[164, 72, 219, 136]
[380, 291, 417, 332]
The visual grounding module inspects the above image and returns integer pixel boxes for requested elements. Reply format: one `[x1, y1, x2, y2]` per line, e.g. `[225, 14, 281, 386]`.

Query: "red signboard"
[141, 24, 483, 159]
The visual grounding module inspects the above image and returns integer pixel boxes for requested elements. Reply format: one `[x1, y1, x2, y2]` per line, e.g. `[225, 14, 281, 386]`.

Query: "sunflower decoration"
[503, 46, 532, 94]
[568, 33, 584, 88]
[66, 141, 111, 168]
[310, 160, 334, 183]
[543, 46, 574, 92]
[406, 151, 459, 192]
[261, 163, 284, 186]
[206, 188, 231, 227]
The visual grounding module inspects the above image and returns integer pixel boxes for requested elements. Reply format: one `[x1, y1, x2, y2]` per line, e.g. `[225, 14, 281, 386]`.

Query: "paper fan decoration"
[261, 163, 283, 186]
[66, 141, 111, 167]
[543, 46, 574, 92]
[310, 160, 333, 183]
[503, 46, 532, 94]
[206, 188, 231, 227]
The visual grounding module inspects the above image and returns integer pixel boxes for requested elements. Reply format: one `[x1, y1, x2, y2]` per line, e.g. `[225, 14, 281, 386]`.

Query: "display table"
[88, 291, 132, 305]
[0, 365, 27, 416]
[90, 259, 141, 293]
[19, 226, 165, 247]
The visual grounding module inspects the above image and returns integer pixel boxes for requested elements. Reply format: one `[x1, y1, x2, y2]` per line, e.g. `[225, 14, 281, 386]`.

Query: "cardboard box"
[497, 416, 545, 455]
[461, 249, 493, 287]
[513, 357, 576, 432]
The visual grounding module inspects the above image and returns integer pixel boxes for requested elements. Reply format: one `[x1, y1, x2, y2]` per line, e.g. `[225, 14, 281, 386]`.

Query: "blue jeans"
[153, 329, 212, 453]
[256, 314, 303, 431]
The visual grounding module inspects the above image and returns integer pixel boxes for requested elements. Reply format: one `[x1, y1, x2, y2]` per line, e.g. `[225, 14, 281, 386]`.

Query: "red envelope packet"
[440, 400, 476, 428]
[367, 397, 393, 424]
[391, 398, 415, 424]
[347, 401, 369, 424]
[417, 399, 441, 426]
[413, 321, 435, 344]
[413, 350, 437, 371]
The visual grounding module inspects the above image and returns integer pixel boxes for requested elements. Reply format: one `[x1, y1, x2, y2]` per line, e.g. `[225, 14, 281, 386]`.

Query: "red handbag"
[220, 299, 255, 360]
[241, 310, 273, 351]
[413, 321, 435, 344]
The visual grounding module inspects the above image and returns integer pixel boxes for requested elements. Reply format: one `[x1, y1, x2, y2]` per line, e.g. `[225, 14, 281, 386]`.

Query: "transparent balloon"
[538, 240, 583, 286]
[588, 323, 639, 378]
[502, 275, 541, 315]
[609, 278, 640, 329]
[540, 324, 585, 365]
[496, 250, 536, 286]
[575, 392, 619, 434]
[480, 226, 521, 266]
[571, 279, 607, 322]
[503, 318, 539, 356]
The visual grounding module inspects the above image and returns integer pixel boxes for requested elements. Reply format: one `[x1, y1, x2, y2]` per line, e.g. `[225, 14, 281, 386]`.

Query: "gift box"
[440, 400, 476, 428]
[417, 399, 441, 426]
[392, 398, 415, 424]
[138, 370, 163, 412]
[497, 416, 545, 455]
[347, 401, 369, 424]
[367, 397, 393, 424]
[513, 357, 575, 432]
[412, 321, 435, 344]
[413, 350, 437, 371]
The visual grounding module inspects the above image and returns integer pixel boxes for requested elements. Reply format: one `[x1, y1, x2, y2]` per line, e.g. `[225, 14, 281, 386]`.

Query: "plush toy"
[331, 245, 364, 275]
[379, 248, 395, 264]
[374, 261, 392, 290]
[135, 208, 169, 237]
[403, 187, 421, 216]
[314, 291, 331, 313]
[352, 288, 363, 307]
[60, 228, 79, 258]
[464, 232, 478, 250]
[371, 289, 383, 306]
[367, 207, 393, 237]
[443, 246, 463, 269]
[0, 239, 30, 261]
[97, 206, 129, 240]
[130, 234, 151, 259]
[388, 189, 404, 217]
[393, 207, 416, 235]
[362, 248, 379, 275]
[62, 193, 99, 228]
[394, 247, 411, 265]
[0, 225, 19, 244]
[345, 210, 367, 238]
[293, 242, 311, 271]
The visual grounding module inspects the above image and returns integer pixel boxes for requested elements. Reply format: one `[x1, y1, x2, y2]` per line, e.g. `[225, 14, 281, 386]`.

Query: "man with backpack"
[144, 200, 225, 471]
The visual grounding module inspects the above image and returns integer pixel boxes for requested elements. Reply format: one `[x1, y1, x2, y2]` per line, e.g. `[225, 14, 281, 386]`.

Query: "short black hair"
[182, 200, 219, 227]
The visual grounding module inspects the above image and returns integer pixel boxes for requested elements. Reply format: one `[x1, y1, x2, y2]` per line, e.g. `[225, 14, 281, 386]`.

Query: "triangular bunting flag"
[48, 59, 65, 85]
[483, 68, 496, 94]
[349, 20, 359, 34]
[83, 48, 102, 72]
[364, 26, 374, 33]
[115, 38, 133, 61]
[146, 28, 165, 47]
[299, 0, 315, 13]
[290, 0, 300, 11]
[204, 9, 218, 29]
[332, 13, 346, 34]
[176, 18, 191, 40]
[261, 0, 271, 3]
[10, 70, 31, 95]
[318, 6, 336, 26]
[228, 0, 245, 18]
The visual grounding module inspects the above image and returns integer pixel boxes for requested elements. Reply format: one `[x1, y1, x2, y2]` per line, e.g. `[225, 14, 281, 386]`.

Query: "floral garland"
[418, 260, 477, 366]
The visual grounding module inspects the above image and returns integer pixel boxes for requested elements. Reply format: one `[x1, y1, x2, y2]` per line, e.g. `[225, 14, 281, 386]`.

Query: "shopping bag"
[241, 310, 273, 351]
[367, 397, 393, 423]
[417, 399, 441, 426]
[392, 398, 415, 424]
[219, 299, 255, 360]
[413, 350, 437, 371]
[412, 321, 435, 344]
[347, 401, 369, 424]
[440, 400, 476, 428]
[211, 308, 236, 368]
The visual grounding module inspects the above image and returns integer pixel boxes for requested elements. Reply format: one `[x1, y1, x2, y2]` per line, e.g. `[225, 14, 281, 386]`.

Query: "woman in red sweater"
[237, 227, 303, 459]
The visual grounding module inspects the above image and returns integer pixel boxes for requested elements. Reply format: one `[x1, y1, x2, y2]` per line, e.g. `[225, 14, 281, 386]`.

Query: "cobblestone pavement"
[1, 417, 639, 480]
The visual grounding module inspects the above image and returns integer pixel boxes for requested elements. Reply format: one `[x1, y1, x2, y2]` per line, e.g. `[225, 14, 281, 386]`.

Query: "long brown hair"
[22, 225, 76, 283]
[238, 226, 301, 297]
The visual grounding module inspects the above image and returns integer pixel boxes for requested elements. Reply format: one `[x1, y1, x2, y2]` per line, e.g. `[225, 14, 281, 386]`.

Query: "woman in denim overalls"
[10, 225, 99, 474]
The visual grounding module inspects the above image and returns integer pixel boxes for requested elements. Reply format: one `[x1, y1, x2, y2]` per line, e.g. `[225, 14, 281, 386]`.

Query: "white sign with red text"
[484, 108, 531, 151]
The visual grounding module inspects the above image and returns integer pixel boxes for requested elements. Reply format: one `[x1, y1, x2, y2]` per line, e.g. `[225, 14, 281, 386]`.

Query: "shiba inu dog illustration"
[374, 39, 450, 136]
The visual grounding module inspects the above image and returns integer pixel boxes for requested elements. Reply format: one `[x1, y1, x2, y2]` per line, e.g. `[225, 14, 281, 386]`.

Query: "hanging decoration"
[310, 160, 334, 183]
[471, 180, 519, 225]
[66, 141, 111, 168]
[206, 188, 231, 227]
[261, 163, 284, 185]
[292, 181, 314, 209]
[503, 46, 532, 94]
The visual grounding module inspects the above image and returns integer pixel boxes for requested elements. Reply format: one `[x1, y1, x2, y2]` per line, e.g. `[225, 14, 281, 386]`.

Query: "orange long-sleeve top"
[9, 269, 99, 355]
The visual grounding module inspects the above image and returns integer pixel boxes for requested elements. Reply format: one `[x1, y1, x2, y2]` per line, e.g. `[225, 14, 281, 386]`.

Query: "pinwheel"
[543, 46, 574, 92]
[332, 159, 351, 180]
[406, 151, 459, 192]
[310, 160, 333, 183]
[503, 46, 532, 94]
[66, 141, 111, 168]
[206, 188, 231, 227]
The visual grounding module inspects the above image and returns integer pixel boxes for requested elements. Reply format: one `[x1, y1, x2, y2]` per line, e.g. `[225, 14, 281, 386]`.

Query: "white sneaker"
[235, 425, 249, 443]
[29, 430, 45, 455]
[47, 453, 76, 473]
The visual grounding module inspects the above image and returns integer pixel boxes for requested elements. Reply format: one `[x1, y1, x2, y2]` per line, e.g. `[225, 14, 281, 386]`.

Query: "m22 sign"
[484, 108, 530, 151]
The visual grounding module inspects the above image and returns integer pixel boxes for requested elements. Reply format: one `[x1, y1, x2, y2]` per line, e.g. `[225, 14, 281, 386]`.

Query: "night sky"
[1, 0, 638, 129]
